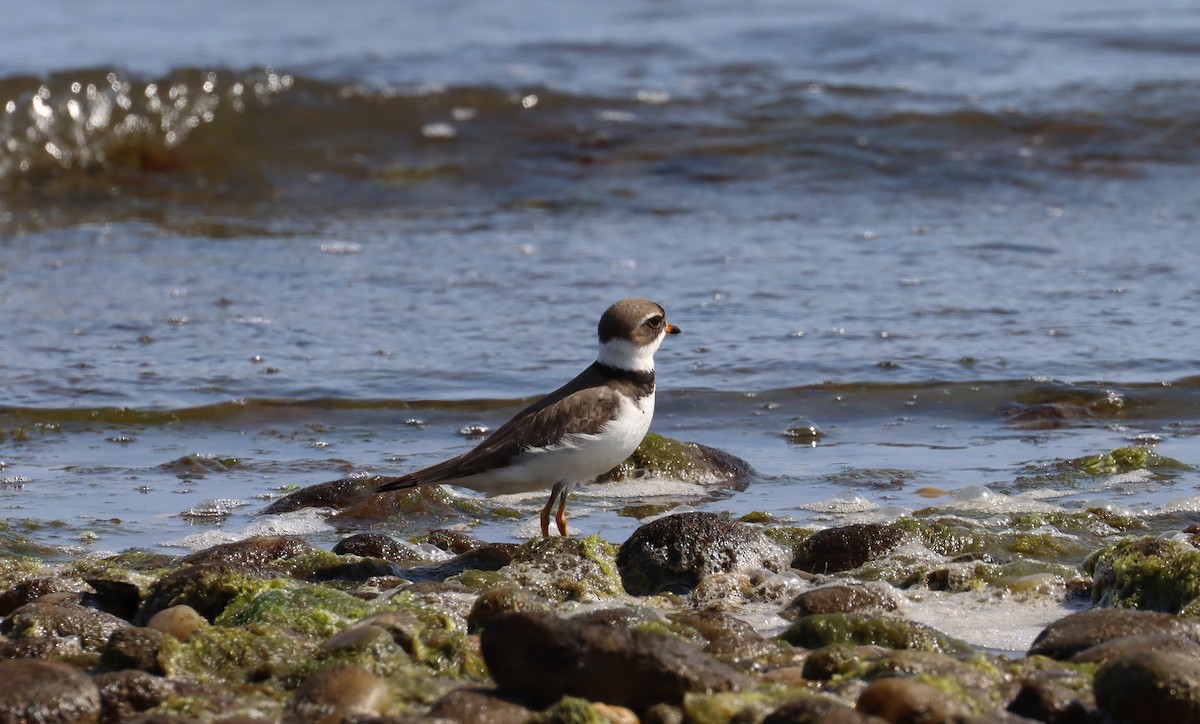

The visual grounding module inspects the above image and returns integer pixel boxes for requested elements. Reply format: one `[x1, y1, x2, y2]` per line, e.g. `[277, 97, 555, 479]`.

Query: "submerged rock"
[599, 432, 754, 484]
[791, 523, 906, 574]
[331, 532, 420, 562]
[616, 511, 789, 596]
[480, 610, 749, 712]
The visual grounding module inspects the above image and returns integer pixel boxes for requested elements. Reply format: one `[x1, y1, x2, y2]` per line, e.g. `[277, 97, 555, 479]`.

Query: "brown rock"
[0, 659, 101, 723]
[180, 535, 316, 568]
[99, 626, 169, 674]
[481, 610, 749, 712]
[94, 670, 177, 723]
[856, 677, 971, 723]
[782, 584, 900, 620]
[283, 664, 390, 724]
[1029, 608, 1200, 660]
[1094, 650, 1200, 723]
[792, 524, 905, 574]
[426, 687, 534, 724]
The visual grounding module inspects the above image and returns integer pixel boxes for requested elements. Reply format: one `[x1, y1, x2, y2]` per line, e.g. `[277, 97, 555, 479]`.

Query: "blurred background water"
[1, 0, 1199, 568]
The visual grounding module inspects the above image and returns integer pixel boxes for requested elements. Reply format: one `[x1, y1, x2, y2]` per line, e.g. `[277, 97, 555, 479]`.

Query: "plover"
[375, 298, 680, 536]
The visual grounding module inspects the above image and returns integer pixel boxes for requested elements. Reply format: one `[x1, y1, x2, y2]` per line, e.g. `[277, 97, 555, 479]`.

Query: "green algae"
[216, 579, 374, 637]
[454, 535, 624, 603]
[1067, 446, 1190, 475]
[534, 696, 608, 724]
[162, 621, 314, 685]
[780, 613, 973, 655]
[600, 432, 748, 483]
[1085, 535, 1200, 613]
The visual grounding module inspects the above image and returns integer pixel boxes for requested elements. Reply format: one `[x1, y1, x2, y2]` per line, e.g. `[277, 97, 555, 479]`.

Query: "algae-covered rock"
[856, 677, 973, 723]
[1085, 535, 1200, 612]
[467, 586, 554, 634]
[779, 613, 972, 655]
[181, 535, 317, 569]
[1, 600, 130, 652]
[616, 512, 789, 596]
[1067, 447, 1190, 476]
[137, 563, 271, 624]
[215, 578, 375, 637]
[160, 621, 313, 685]
[599, 433, 753, 484]
[782, 584, 901, 620]
[456, 535, 624, 603]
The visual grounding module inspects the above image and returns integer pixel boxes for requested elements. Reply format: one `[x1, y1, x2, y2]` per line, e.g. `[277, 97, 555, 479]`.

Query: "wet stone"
[0, 577, 89, 616]
[764, 695, 885, 724]
[616, 511, 789, 596]
[400, 543, 519, 583]
[1028, 608, 1200, 660]
[782, 583, 901, 620]
[480, 610, 749, 712]
[780, 613, 972, 655]
[791, 523, 906, 574]
[180, 534, 316, 569]
[93, 670, 177, 723]
[331, 532, 419, 562]
[0, 658, 101, 723]
[99, 626, 169, 674]
[1070, 632, 1200, 666]
[856, 677, 973, 723]
[136, 563, 269, 624]
[425, 687, 535, 724]
[463, 588, 552, 633]
[283, 664, 390, 724]
[1, 600, 130, 652]
[1007, 666, 1096, 724]
[1094, 650, 1200, 723]
[262, 475, 376, 515]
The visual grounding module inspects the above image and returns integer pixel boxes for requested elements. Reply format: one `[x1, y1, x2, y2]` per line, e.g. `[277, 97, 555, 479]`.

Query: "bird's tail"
[374, 476, 422, 493]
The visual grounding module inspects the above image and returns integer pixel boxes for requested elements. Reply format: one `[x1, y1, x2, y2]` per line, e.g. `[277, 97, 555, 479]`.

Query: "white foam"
[902, 590, 1080, 654]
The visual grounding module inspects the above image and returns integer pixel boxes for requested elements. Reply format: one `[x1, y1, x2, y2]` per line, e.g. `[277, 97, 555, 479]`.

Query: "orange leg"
[540, 481, 570, 537]
[555, 491, 569, 537]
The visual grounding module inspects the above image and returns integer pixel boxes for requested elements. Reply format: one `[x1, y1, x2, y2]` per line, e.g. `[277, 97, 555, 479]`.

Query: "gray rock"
[791, 523, 905, 574]
[1094, 650, 1200, 722]
[480, 610, 749, 711]
[1028, 608, 1200, 660]
[616, 511, 789, 596]
[0, 659, 101, 724]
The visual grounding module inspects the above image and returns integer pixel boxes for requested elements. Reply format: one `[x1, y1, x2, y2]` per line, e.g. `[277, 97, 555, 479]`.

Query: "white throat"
[597, 333, 663, 373]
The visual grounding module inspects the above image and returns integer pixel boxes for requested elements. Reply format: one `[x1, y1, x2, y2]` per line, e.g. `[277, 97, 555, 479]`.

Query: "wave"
[2, 66, 1197, 231]
[3, 377, 1199, 429]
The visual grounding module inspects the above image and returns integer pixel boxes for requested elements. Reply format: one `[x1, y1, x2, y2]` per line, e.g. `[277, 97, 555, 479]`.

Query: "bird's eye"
[646, 315, 663, 328]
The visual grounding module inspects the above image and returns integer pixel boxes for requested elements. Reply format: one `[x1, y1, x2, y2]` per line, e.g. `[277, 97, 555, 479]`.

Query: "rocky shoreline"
[2, 438, 1199, 723]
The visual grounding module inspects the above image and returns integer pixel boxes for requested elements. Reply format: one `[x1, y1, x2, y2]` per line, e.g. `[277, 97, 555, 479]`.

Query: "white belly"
[456, 392, 654, 496]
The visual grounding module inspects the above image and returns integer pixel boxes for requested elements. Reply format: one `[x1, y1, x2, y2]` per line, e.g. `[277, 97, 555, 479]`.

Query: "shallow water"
[2, 0, 1200, 652]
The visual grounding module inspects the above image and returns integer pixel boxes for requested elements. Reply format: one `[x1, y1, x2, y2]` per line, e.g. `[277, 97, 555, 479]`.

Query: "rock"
[0, 577, 88, 616]
[94, 670, 177, 723]
[1, 600, 130, 652]
[480, 611, 749, 712]
[670, 610, 784, 671]
[856, 677, 972, 723]
[1070, 632, 1200, 666]
[764, 695, 885, 723]
[781, 583, 901, 620]
[1094, 650, 1200, 722]
[331, 533, 419, 562]
[181, 535, 316, 569]
[147, 604, 207, 641]
[1028, 608, 1200, 660]
[791, 524, 905, 574]
[400, 543, 519, 583]
[262, 476, 377, 515]
[426, 688, 535, 724]
[1085, 535, 1200, 613]
[780, 613, 972, 655]
[466, 536, 624, 603]
[283, 664, 390, 724]
[616, 512, 789, 596]
[136, 563, 270, 623]
[466, 587, 554, 634]
[1007, 665, 1096, 723]
[599, 432, 754, 483]
[422, 529, 485, 554]
[802, 645, 888, 681]
[83, 578, 143, 620]
[0, 659, 101, 723]
[99, 626, 169, 674]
